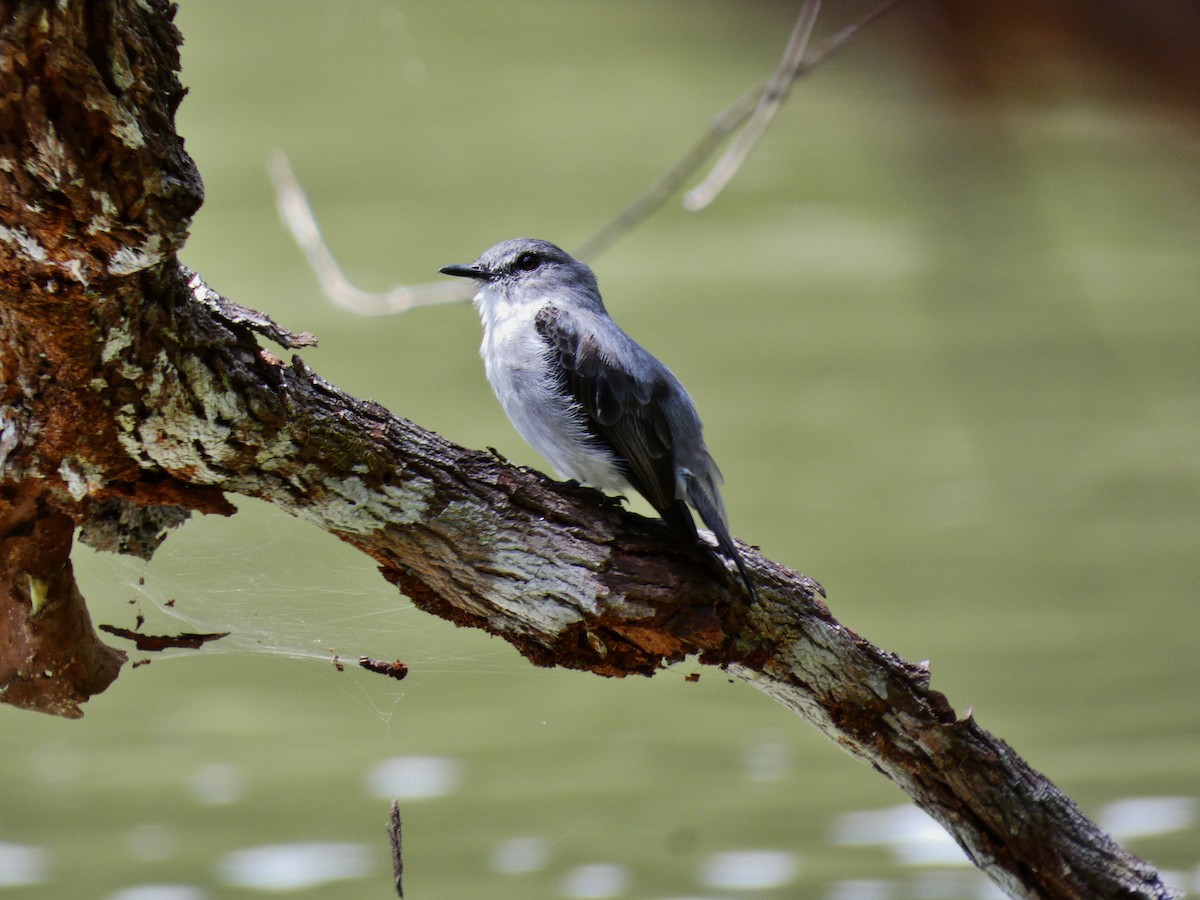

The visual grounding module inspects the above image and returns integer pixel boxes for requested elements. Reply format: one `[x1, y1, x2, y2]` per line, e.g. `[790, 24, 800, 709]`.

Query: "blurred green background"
[2, 1, 1198, 898]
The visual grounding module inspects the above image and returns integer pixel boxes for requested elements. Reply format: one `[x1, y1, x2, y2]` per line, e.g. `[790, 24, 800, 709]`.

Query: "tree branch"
[0, 3, 1181, 898]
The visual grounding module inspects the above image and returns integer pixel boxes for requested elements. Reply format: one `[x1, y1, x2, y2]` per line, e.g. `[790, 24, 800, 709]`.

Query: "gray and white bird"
[440, 238, 755, 600]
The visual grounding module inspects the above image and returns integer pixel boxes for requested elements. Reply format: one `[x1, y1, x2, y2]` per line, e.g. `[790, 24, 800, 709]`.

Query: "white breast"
[478, 293, 627, 491]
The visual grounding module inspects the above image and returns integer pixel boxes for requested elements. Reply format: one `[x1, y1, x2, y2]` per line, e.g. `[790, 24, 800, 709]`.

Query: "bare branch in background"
[272, 0, 906, 308]
[682, 0, 823, 211]
[267, 150, 473, 316]
[571, 87, 762, 261]
[577, 0, 906, 257]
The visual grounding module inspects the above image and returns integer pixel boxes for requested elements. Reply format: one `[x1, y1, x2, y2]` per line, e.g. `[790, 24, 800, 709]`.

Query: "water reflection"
[826, 879, 893, 900]
[698, 849, 800, 890]
[188, 762, 246, 805]
[492, 835, 550, 875]
[828, 798, 1200, 898]
[0, 842, 47, 887]
[217, 842, 373, 891]
[107, 886, 208, 900]
[909, 869, 999, 899]
[742, 738, 792, 782]
[365, 754, 461, 800]
[559, 863, 630, 898]
[124, 823, 177, 862]
[1098, 796, 1197, 840]
[831, 805, 966, 866]
[28, 740, 82, 788]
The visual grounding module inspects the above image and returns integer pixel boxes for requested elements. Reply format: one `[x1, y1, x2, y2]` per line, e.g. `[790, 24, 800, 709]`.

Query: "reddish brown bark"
[0, 481, 124, 717]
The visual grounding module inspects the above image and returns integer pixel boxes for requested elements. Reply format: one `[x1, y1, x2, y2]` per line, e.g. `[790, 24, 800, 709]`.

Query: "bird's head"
[439, 238, 601, 313]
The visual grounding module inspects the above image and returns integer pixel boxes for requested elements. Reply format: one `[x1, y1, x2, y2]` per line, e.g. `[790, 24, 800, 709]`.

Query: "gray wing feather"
[535, 305, 678, 514]
[535, 304, 757, 601]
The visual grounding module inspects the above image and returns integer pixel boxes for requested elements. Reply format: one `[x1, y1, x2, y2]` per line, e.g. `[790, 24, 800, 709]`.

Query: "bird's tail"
[678, 469, 757, 602]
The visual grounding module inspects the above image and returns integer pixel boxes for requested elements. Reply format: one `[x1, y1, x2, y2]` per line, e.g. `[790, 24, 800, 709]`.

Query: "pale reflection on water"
[217, 842, 374, 891]
[9, 734, 1199, 899]
[831, 804, 966, 866]
[365, 754, 461, 800]
[107, 886, 207, 900]
[833, 796, 1200, 869]
[699, 849, 801, 890]
[0, 842, 47, 887]
[492, 835, 551, 875]
[559, 863, 631, 899]
[826, 879, 893, 900]
[124, 823, 177, 863]
[742, 737, 792, 782]
[188, 762, 246, 806]
[1098, 796, 1197, 841]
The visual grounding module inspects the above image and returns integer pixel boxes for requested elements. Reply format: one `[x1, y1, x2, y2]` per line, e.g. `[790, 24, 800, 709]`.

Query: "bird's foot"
[553, 478, 626, 509]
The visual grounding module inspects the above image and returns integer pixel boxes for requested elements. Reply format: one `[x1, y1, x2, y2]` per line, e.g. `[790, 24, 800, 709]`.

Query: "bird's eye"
[514, 252, 542, 272]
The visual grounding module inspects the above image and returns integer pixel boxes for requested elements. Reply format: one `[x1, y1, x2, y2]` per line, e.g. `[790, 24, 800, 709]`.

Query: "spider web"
[77, 496, 520, 680]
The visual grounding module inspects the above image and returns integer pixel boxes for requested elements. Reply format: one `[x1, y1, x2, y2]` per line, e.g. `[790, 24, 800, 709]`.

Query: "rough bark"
[0, 2, 1182, 898]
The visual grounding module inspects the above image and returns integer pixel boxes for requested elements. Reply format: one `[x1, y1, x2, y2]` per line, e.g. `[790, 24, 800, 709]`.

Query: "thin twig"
[683, 0, 822, 212]
[795, 0, 906, 71]
[271, 1, 904, 309]
[577, 0, 905, 258]
[573, 87, 762, 260]
[267, 150, 472, 316]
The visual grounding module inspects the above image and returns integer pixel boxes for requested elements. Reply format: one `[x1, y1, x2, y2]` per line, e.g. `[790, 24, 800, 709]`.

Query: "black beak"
[439, 263, 492, 280]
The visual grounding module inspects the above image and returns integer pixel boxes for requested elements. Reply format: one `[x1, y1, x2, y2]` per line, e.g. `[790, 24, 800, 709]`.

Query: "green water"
[3, 2, 1198, 897]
